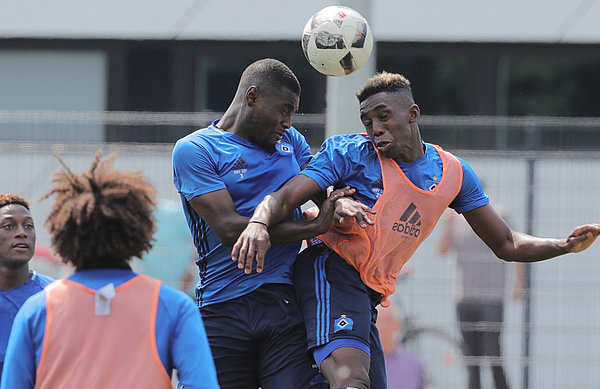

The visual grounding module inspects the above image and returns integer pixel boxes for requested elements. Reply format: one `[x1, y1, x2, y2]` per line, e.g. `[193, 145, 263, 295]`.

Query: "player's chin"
[4, 255, 31, 267]
[381, 144, 402, 159]
[378, 149, 395, 159]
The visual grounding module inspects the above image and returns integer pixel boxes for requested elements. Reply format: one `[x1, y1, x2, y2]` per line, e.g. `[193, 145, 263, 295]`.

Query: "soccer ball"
[301, 6, 373, 77]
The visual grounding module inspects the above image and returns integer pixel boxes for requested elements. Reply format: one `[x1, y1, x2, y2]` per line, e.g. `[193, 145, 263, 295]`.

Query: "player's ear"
[246, 86, 259, 106]
[408, 104, 420, 123]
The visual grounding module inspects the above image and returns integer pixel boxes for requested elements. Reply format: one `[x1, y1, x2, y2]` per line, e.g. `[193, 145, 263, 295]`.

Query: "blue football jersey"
[0, 271, 53, 374]
[301, 133, 489, 213]
[173, 122, 312, 307]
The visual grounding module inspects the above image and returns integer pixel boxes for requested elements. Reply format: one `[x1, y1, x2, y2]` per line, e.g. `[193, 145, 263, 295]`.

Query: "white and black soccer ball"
[301, 6, 373, 77]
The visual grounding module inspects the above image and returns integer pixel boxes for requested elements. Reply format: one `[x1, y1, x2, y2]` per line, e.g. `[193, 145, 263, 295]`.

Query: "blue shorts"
[293, 244, 387, 389]
[200, 283, 327, 389]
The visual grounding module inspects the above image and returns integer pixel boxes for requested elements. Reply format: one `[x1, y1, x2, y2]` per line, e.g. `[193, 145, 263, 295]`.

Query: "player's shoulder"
[282, 127, 312, 165]
[436, 146, 472, 172]
[173, 126, 223, 161]
[158, 283, 196, 309]
[13, 273, 53, 298]
[327, 132, 371, 145]
[175, 126, 220, 148]
[283, 126, 305, 141]
[17, 288, 48, 318]
[425, 142, 464, 166]
[31, 272, 55, 289]
[425, 142, 452, 157]
[323, 133, 374, 155]
[156, 284, 199, 325]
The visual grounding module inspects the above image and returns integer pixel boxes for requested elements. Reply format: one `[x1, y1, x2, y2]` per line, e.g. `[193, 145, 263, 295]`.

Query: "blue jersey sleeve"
[301, 135, 363, 190]
[156, 286, 219, 389]
[173, 137, 226, 202]
[287, 127, 312, 168]
[1, 291, 47, 389]
[450, 157, 489, 214]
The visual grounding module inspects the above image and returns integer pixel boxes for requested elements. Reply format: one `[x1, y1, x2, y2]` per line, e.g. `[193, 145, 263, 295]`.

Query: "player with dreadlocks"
[1, 151, 220, 389]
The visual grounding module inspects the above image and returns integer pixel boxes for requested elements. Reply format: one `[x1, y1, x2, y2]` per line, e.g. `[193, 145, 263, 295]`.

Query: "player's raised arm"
[463, 204, 600, 262]
[251, 174, 322, 228]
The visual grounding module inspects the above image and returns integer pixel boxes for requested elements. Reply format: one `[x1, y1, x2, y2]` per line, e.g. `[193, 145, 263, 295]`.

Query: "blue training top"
[0, 269, 219, 389]
[0, 271, 53, 381]
[172, 122, 312, 307]
[301, 133, 489, 213]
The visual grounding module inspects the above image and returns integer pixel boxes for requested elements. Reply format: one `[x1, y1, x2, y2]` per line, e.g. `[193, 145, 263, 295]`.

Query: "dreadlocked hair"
[0, 193, 30, 210]
[41, 150, 157, 270]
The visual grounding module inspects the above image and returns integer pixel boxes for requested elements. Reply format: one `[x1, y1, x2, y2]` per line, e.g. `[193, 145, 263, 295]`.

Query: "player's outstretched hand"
[564, 223, 600, 253]
[331, 190, 376, 228]
[232, 222, 271, 274]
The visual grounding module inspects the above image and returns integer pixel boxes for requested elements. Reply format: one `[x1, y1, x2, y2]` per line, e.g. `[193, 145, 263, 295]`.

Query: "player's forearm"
[249, 193, 293, 226]
[496, 231, 569, 262]
[211, 216, 254, 246]
[268, 218, 329, 245]
[250, 193, 330, 245]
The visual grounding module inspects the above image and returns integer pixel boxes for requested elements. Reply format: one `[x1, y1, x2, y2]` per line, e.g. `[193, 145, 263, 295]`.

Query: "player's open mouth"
[12, 243, 30, 252]
[376, 141, 391, 151]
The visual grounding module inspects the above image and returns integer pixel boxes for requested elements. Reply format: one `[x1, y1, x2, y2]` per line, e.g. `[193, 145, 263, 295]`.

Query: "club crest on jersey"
[276, 141, 293, 155]
[392, 202, 421, 237]
[334, 315, 353, 332]
[425, 175, 439, 190]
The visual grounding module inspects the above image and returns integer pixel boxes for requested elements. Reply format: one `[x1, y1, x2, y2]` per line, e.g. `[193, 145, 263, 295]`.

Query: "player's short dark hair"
[0, 193, 30, 210]
[42, 150, 156, 270]
[356, 72, 414, 103]
[240, 58, 301, 96]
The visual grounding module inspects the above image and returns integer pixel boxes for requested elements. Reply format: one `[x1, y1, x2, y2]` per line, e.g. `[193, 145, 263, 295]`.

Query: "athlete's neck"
[393, 140, 426, 164]
[0, 263, 31, 290]
[216, 99, 250, 135]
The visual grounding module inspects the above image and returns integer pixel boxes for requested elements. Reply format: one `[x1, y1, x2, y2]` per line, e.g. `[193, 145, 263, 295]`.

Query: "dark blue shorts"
[200, 283, 327, 389]
[293, 244, 387, 389]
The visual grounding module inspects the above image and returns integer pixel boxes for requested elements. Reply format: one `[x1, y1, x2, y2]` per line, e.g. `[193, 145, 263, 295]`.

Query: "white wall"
[1, 0, 599, 43]
[0, 50, 107, 141]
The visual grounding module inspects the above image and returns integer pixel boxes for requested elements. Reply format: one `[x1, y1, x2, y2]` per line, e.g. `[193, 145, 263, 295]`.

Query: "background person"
[1, 151, 219, 389]
[0, 194, 53, 382]
[438, 205, 524, 389]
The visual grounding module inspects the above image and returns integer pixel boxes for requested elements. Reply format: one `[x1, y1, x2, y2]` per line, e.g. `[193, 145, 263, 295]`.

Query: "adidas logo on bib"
[392, 202, 421, 237]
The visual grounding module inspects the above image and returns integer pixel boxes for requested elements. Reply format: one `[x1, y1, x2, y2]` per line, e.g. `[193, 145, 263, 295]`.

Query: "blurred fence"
[1, 111, 599, 389]
[2, 110, 600, 151]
